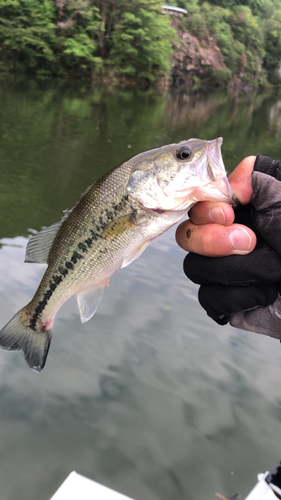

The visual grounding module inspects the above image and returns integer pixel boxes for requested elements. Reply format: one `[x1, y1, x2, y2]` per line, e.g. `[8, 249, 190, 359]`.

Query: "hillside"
[0, 0, 281, 89]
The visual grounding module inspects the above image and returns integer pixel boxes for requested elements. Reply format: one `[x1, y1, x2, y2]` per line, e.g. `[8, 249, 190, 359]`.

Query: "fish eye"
[176, 146, 192, 160]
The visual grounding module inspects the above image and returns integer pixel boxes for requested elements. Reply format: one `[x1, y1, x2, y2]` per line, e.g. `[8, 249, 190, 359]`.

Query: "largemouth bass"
[0, 137, 235, 372]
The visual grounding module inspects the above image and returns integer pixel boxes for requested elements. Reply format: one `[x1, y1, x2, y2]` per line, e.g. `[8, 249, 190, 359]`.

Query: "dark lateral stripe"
[90, 230, 98, 240]
[29, 247, 84, 330]
[78, 242, 87, 253]
[71, 250, 83, 264]
[105, 209, 113, 218]
[28, 199, 130, 330]
[59, 265, 68, 277]
[85, 238, 93, 247]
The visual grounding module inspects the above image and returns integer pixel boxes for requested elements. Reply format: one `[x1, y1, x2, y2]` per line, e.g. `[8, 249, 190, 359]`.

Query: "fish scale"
[0, 138, 235, 372]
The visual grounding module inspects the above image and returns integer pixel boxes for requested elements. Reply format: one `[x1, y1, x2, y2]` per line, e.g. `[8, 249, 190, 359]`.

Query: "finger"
[228, 155, 255, 204]
[188, 156, 256, 226]
[175, 219, 256, 256]
[189, 201, 235, 226]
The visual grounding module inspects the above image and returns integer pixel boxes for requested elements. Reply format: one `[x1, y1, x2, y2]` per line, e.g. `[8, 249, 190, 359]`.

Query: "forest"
[0, 0, 281, 88]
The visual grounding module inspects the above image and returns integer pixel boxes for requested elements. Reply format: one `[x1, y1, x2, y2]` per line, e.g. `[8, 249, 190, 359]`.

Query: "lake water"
[0, 79, 281, 500]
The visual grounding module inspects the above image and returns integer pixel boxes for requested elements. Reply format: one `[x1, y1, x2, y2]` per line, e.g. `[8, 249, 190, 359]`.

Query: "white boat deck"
[50, 471, 135, 500]
[245, 472, 276, 500]
[51, 466, 281, 500]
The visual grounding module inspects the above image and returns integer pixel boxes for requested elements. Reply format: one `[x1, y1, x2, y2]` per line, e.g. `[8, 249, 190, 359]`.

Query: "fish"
[0, 137, 235, 372]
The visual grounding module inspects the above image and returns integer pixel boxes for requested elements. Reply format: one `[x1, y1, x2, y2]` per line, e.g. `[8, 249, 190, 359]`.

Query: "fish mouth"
[206, 137, 224, 181]
[207, 137, 238, 206]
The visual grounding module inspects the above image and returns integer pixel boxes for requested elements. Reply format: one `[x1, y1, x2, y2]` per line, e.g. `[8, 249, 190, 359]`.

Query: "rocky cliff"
[171, 19, 229, 87]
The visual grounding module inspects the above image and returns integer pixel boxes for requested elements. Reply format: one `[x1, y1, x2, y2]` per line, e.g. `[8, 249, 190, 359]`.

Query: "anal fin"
[76, 280, 109, 323]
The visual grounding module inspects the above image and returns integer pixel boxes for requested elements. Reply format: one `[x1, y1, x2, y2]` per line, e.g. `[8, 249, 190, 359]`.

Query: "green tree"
[0, 0, 56, 73]
[0, 0, 281, 87]
[110, 0, 176, 79]
[55, 0, 102, 74]
[263, 12, 281, 83]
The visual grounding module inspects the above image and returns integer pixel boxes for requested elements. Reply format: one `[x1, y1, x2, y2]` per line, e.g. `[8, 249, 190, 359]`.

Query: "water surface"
[0, 80, 281, 500]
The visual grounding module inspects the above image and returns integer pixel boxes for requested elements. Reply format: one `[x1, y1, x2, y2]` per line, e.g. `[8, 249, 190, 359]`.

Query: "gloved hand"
[180, 155, 281, 339]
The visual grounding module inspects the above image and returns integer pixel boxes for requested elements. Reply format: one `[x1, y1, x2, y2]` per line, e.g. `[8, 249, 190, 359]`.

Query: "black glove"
[184, 155, 281, 339]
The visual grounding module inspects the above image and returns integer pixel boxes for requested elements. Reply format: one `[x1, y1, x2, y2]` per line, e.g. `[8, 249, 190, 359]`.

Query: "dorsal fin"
[63, 182, 96, 216]
[25, 182, 96, 265]
[25, 217, 66, 264]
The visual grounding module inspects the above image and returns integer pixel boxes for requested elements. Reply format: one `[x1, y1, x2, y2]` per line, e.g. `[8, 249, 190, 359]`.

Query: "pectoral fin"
[101, 214, 137, 239]
[121, 241, 150, 268]
[76, 280, 109, 323]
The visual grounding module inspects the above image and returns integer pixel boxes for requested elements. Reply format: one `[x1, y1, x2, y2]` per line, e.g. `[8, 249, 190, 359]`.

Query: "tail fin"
[0, 307, 52, 372]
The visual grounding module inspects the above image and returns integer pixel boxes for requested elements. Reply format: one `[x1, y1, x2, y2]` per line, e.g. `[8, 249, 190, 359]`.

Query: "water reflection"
[1, 229, 281, 500]
[1, 81, 281, 241]
[269, 100, 281, 134]
[1, 82, 281, 500]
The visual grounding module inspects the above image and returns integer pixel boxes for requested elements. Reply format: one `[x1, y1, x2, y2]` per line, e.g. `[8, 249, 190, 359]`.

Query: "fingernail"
[229, 227, 252, 252]
[209, 206, 226, 224]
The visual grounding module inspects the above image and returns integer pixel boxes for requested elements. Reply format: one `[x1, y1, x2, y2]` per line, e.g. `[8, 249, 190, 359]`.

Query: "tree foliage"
[110, 1, 174, 79]
[0, 0, 56, 72]
[0, 0, 175, 80]
[0, 0, 281, 86]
